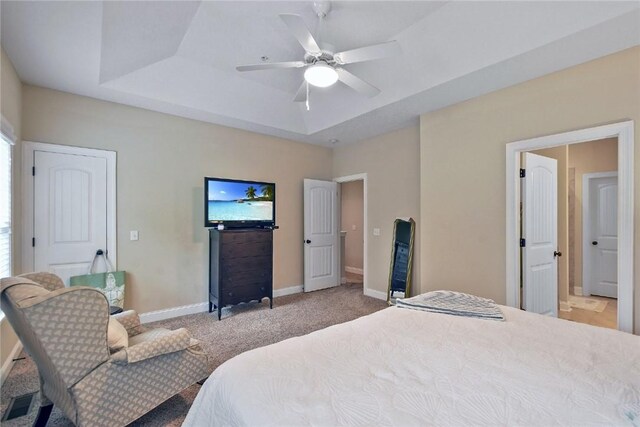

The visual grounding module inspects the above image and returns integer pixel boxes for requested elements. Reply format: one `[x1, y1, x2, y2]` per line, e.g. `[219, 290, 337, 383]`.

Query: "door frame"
[334, 173, 374, 298]
[506, 120, 634, 333]
[22, 141, 117, 273]
[582, 171, 618, 297]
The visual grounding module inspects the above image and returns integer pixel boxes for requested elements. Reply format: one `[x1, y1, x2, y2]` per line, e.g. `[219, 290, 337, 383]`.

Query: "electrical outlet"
[351, 224, 356, 231]
[130, 230, 139, 241]
[373, 228, 381, 236]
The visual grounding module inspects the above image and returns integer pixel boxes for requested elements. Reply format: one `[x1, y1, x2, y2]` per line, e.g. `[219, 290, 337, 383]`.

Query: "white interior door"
[34, 150, 108, 285]
[304, 179, 339, 292]
[522, 152, 558, 317]
[585, 175, 618, 298]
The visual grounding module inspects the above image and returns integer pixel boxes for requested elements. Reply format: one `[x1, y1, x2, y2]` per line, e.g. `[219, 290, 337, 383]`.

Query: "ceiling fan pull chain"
[316, 13, 324, 53]
[306, 81, 310, 111]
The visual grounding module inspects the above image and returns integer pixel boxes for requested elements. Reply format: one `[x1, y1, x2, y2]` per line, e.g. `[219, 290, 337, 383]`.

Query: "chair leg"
[33, 403, 53, 427]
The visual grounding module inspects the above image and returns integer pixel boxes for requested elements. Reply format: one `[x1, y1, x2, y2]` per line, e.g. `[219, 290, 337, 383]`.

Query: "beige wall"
[333, 126, 421, 296]
[1, 46, 22, 371]
[420, 46, 640, 333]
[341, 180, 364, 270]
[529, 146, 569, 307]
[569, 138, 618, 292]
[21, 85, 333, 314]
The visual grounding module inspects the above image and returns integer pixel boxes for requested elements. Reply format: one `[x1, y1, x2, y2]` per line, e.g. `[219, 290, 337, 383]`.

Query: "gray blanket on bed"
[396, 290, 505, 321]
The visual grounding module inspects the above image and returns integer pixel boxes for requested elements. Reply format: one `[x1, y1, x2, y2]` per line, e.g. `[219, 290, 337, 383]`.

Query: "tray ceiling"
[2, 1, 639, 145]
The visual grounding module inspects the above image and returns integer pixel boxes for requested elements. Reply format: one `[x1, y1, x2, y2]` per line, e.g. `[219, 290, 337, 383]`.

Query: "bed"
[185, 304, 640, 426]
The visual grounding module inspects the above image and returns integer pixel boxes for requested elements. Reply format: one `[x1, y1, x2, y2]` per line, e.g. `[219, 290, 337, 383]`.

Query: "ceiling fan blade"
[236, 61, 306, 72]
[334, 41, 401, 65]
[336, 68, 380, 97]
[279, 14, 322, 55]
[293, 81, 307, 102]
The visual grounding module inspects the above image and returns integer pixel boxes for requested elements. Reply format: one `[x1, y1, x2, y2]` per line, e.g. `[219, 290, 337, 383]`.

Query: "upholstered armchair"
[0, 273, 209, 427]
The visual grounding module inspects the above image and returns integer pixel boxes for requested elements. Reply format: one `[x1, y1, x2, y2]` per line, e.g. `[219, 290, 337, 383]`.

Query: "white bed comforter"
[184, 306, 640, 426]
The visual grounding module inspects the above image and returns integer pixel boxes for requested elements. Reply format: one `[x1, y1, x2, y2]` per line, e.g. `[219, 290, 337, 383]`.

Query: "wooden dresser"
[208, 228, 273, 320]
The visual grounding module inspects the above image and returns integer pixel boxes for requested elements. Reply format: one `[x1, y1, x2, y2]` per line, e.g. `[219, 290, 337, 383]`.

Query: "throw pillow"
[108, 317, 129, 352]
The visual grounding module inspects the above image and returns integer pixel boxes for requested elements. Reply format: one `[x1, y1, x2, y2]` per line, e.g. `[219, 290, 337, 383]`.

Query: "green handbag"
[70, 250, 126, 309]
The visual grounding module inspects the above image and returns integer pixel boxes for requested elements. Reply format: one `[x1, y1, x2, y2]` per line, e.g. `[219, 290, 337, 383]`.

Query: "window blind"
[0, 132, 12, 279]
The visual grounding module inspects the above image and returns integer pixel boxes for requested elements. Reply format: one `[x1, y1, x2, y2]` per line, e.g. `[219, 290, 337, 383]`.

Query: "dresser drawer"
[221, 283, 271, 305]
[222, 267, 272, 282]
[220, 231, 271, 245]
[220, 240, 272, 261]
[222, 270, 272, 289]
[221, 255, 272, 274]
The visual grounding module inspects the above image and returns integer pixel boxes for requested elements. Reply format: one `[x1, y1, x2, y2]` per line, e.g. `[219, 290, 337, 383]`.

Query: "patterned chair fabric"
[112, 309, 146, 336]
[111, 327, 193, 365]
[18, 272, 65, 291]
[0, 273, 209, 427]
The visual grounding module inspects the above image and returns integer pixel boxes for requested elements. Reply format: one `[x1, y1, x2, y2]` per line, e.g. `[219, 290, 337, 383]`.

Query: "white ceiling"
[1, 1, 639, 146]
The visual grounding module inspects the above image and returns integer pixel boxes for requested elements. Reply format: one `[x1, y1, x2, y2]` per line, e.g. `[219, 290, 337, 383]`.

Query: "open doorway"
[334, 173, 368, 295]
[526, 138, 618, 329]
[507, 120, 633, 333]
[340, 180, 364, 291]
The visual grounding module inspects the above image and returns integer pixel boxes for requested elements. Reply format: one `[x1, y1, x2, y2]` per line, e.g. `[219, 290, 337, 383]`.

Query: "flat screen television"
[204, 177, 275, 228]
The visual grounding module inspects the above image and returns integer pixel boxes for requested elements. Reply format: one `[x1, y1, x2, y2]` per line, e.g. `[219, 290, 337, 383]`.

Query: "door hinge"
[32, 237, 35, 247]
[520, 238, 526, 248]
[32, 166, 35, 176]
[519, 168, 525, 178]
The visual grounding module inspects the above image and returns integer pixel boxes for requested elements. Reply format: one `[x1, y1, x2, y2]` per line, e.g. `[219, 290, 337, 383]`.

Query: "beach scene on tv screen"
[208, 180, 274, 221]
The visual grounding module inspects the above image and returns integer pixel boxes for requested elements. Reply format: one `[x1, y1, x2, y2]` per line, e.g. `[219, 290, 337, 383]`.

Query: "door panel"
[310, 245, 333, 278]
[304, 179, 339, 292]
[522, 152, 558, 317]
[49, 263, 93, 284]
[34, 151, 108, 285]
[587, 176, 617, 298]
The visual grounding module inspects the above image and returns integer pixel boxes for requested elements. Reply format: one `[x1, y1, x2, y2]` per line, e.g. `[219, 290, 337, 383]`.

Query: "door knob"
[554, 251, 562, 258]
[592, 241, 598, 246]
[305, 239, 311, 244]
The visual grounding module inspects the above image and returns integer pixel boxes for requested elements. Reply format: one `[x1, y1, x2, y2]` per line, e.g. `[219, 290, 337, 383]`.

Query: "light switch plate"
[373, 228, 381, 236]
[352, 224, 356, 230]
[130, 230, 139, 241]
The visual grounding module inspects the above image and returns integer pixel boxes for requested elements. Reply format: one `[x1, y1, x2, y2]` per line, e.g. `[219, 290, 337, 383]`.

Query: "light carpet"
[568, 295, 608, 313]
[0, 281, 386, 426]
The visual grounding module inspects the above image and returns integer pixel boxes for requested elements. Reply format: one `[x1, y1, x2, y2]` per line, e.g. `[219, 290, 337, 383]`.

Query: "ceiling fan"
[236, 1, 401, 108]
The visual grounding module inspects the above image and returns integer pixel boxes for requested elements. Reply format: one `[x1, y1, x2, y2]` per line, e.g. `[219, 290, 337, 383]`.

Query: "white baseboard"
[345, 266, 364, 275]
[559, 300, 572, 312]
[139, 302, 209, 324]
[273, 285, 303, 297]
[1, 341, 23, 386]
[139, 285, 304, 323]
[574, 286, 583, 296]
[364, 288, 387, 301]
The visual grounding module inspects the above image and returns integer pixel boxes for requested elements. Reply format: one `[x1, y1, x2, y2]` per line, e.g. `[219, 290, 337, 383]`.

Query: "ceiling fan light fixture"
[304, 63, 338, 88]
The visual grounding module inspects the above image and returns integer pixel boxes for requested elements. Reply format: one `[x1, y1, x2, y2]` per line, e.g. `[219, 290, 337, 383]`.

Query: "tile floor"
[558, 294, 617, 329]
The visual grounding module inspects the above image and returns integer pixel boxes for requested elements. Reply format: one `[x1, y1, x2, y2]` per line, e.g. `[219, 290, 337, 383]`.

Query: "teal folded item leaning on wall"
[70, 271, 125, 309]
[70, 250, 126, 309]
